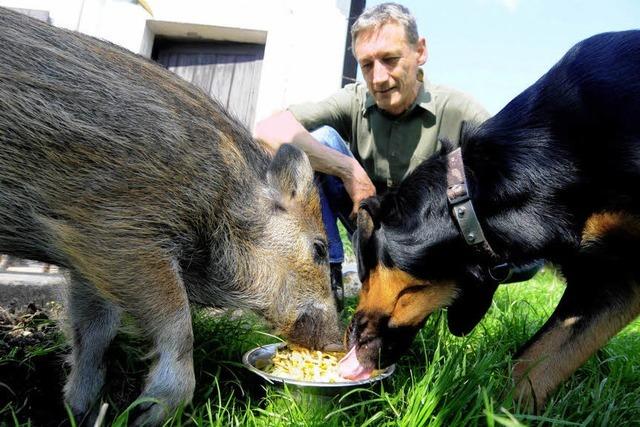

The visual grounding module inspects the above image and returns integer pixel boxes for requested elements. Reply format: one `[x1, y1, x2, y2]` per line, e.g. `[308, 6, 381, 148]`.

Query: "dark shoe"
[330, 263, 344, 312]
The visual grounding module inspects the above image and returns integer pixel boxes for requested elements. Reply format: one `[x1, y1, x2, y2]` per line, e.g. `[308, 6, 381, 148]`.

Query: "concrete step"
[0, 271, 66, 308]
[3, 265, 60, 274]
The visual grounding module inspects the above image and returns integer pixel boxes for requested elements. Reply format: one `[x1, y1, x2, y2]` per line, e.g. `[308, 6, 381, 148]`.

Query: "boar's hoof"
[130, 400, 171, 427]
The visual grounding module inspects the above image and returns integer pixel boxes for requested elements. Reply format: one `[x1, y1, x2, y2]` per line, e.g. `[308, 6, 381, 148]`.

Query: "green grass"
[2, 266, 639, 426]
[338, 222, 354, 261]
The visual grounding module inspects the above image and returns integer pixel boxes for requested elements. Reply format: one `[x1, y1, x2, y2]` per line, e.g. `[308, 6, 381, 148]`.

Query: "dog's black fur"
[351, 30, 640, 405]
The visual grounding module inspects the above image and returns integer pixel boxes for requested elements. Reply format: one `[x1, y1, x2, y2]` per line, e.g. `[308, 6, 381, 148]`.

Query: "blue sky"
[365, 0, 640, 114]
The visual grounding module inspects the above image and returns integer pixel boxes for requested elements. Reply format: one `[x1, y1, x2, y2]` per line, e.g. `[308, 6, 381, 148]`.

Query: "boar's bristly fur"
[0, 7, 341, 425]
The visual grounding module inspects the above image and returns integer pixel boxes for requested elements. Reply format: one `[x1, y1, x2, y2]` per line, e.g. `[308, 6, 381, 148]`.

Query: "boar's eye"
[313, 239, 328, 263]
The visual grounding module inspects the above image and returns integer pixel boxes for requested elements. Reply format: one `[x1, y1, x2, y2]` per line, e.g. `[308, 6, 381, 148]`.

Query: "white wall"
[0, 0, 352, 129]
[0, 0, 82, 29]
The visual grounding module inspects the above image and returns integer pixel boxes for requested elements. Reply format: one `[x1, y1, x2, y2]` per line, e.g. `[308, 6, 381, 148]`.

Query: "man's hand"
[342, 158, 376, 219]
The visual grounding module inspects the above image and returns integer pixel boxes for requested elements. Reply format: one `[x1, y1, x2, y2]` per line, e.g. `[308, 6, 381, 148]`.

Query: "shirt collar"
[363, 81, 436, 117]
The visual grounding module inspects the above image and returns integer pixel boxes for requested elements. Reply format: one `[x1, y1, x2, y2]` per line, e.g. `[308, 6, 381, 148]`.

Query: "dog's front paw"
[512, 360, 549, 413]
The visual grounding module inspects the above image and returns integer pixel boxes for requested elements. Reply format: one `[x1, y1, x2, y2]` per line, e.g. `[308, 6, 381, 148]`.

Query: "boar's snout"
[287, 303, 343, 351]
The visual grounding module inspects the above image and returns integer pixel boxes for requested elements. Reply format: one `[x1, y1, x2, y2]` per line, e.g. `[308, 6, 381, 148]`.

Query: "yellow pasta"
[265, 344, 347, 383]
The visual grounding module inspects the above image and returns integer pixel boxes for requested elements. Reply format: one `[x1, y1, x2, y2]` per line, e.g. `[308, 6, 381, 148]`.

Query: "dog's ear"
[353, 197, 381, 283]
[439, 138, 456, 155]
[357, 197, 381, 233]
[447, 274, 498, 336]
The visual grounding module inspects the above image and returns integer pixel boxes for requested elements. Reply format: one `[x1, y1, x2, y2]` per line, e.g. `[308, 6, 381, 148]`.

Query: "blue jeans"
[311, 126, 355, 264]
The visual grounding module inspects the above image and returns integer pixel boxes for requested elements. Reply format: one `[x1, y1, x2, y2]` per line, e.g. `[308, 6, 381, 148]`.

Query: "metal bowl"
[242, 343, 395, 395]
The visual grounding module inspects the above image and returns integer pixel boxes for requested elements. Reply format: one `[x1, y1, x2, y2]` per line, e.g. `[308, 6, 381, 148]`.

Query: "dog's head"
[343, 193, 498, 372]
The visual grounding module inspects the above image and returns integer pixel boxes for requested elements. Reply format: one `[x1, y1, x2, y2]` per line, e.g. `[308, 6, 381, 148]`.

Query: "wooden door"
[153, 39, 264, 128]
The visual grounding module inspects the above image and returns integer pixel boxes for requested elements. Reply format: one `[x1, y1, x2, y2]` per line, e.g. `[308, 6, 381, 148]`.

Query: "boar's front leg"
[64, 254, 194, 425]
[64, 272, 122, 423]
[123, 257, 196, 426]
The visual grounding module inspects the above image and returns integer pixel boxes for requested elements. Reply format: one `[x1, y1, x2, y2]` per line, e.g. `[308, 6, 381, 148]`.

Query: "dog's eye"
[313, 239, 328, 263]
[398, 284, 428, 298]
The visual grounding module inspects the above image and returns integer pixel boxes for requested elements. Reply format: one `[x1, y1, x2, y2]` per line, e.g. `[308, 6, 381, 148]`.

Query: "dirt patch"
[0, 303, 68, 425]
[0, 304, 264, 425]
[0, 303, 153, 425]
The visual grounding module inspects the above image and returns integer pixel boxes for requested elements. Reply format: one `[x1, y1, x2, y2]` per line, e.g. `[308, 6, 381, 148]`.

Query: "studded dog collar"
[446, 148, 500, 261]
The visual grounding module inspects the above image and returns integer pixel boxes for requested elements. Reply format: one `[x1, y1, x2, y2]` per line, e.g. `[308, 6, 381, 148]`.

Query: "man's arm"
[254, 110, 375, 217]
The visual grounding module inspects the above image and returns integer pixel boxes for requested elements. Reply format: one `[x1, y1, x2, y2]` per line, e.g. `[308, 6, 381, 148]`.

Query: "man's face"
[354, 22, 427, 116]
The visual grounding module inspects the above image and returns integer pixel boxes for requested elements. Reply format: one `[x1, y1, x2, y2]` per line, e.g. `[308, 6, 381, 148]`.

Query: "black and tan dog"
[339, 30, 640, 408]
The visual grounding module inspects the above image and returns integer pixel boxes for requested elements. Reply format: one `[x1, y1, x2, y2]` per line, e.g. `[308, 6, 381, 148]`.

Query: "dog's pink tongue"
[338, 346, 374, 381]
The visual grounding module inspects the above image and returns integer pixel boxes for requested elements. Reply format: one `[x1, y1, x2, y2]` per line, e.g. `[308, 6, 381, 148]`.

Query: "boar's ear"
[447, 274, 498, 336]
[353, 197, 381, 283]
[267, 144, 315, 206]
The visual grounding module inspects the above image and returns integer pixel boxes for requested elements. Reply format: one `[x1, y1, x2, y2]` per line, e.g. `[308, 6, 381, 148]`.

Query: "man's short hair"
[351, 2, 419, 51]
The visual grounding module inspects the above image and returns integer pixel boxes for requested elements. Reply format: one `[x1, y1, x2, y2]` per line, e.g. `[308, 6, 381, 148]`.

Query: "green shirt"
[288, 81, 490, 189]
